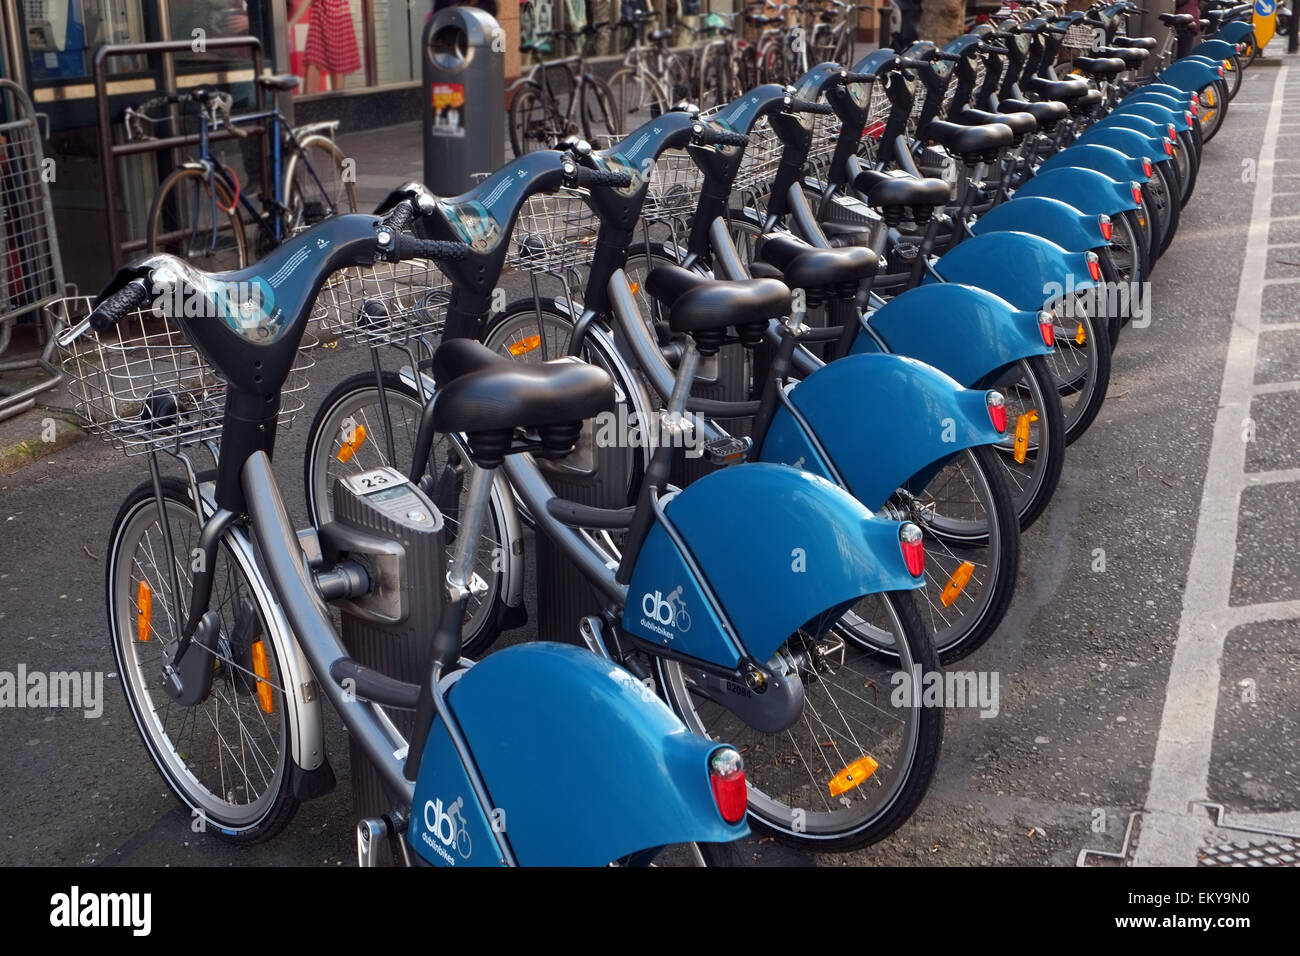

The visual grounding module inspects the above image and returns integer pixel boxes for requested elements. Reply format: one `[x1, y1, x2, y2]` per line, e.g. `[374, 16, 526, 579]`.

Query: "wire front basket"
[506, 188, 600, 274]
[314, 258, 450, 346]
[50, 297, 314, 457]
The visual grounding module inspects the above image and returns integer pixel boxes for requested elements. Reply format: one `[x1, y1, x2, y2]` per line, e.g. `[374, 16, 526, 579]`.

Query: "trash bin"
[423, 7, 505, 194]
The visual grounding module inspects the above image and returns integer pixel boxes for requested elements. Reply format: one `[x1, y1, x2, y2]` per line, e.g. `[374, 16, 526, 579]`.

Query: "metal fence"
[0, 78, 65, 421]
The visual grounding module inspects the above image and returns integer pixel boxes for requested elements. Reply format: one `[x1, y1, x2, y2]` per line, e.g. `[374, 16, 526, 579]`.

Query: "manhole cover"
[1198, 840, 1300, 866]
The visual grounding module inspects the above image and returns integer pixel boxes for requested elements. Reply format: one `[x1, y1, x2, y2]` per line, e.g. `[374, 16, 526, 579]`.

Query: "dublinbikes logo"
[149, 275, 276, 326]
[421, 795, 473, 865]
[640, 585, 693, 640]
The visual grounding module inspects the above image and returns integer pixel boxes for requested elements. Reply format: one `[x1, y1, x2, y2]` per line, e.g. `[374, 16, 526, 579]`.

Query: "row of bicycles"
[511, 0, 869, 156]
[51, 0, 1251, 865]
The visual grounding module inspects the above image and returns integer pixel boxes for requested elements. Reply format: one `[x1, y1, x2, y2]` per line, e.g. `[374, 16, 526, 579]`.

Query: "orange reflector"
[829, 755, 880, 797]
[1075, 323, 1086, 346]
[1014, 410, 1039, 464]
[137, 580, 152, 643]
[940, 561, 976, 608]
[628, 281, 640, 295]
[336, 423, 367, 463]
[508, 334, 542, 357]
[251, 640, 274, 715]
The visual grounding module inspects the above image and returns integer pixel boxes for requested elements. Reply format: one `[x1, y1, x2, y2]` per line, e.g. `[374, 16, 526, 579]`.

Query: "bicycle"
[606, 11, 690, 127]
[52, 201, 750, 866]
[301, 148, 946, 850]
[508, 23, 621, 157]
[127, 77, 356, 271]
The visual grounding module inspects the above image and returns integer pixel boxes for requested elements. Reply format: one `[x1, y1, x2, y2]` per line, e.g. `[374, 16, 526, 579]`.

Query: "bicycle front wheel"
[509, 83, 563, 156]
[283, 134, 358, 235]
[108, 476, 298, 841]
[607, 68, 668, 130]
[303, 370, 514, 658]
[148, 166, 247, 271]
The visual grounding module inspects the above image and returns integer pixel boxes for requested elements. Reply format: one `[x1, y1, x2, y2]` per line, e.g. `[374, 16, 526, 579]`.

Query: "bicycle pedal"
[704, 436, 750, 466]
[894, 241, 920, 262]
[356, 817, 388, 867]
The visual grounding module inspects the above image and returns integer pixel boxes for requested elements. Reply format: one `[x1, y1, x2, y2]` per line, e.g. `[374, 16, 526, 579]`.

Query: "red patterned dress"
[304, 0, 362, 75]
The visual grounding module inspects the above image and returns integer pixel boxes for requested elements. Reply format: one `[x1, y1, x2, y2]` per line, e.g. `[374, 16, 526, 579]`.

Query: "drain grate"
[1198, 839, 1300, 866]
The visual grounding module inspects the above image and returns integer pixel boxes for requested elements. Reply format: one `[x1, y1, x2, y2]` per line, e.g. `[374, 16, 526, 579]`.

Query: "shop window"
[22, 0, 147, 80]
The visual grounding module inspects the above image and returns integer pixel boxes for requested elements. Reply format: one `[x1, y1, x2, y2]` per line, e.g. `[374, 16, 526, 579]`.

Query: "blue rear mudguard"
[931, 230, 1100, 312]
[1191, 38, 1241, 62]
[971, 195, 1108, 253]
[1109, 101, 1192, 135]
[623, 464, 922, 666]
[1090, 113, 1179, 147]
[853, 282, 1052, 387]
[1039, 142, 1153, 185]
[1076, 125, 1174, 166]
[1159, 57, 1225, 93]
[758, 353, 1003, 510]
[1013, 166, 1141, 217]
[1123, 88, 1195, 112]
[407, 643, 746, 866]
[1215, 20, 1255, 46]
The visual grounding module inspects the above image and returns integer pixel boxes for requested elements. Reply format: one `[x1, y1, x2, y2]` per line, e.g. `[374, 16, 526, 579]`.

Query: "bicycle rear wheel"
[510, 83, 564, 157]
[607, 69, 668, 129]
[581, 76, 622, 143]
[659, 590, 943, 852]
[108, 477, 298, 841]
[148, 166, 248, 271]
[283, 134, 358, 235]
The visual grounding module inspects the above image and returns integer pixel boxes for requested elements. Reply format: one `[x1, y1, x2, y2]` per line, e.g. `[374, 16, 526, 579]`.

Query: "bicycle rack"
[0, 79, 66, 421]
[92, 38, 271, 272]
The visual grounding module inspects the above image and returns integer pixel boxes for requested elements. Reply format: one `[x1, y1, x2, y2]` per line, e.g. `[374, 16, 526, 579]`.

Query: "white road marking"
[1134, 64, 1294, 867]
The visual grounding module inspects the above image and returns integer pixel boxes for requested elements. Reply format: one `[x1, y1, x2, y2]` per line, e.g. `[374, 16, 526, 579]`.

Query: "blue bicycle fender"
[971, 195, 1108, 252]
[624, 464, 921, 665]
[1191, 38, 1240, 62]
[1159, 58, 1224, 93]
[855, 283, 1050, 386]
[1013, 166, 1140, 215]
[1216, 20, 1255, 45]
[1039, 142, 1152, 183]
[1123, 88, 1195, 112]
[759, 353, 1002, 511]
[1092, 112, 1181, 144]
[931, 231, 1099, 311]
[1111, 101, 1192, 134]
[408, 643, 746, 866]
[1077, 126, 1173, 164]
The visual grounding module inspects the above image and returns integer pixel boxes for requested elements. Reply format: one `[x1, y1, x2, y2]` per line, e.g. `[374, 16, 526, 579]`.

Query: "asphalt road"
[0, 61, 1296, 868]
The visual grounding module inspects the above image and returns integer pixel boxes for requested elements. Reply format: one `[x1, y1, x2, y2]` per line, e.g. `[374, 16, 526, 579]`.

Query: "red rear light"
[709, 748, 747, 824]
[1038, 309, 1056, 346]
[1086, 251, 1101, 282]
[1131, 181, 1143, 204]
[986, 391, 1007, 433]
[1099, 214, 1113, 241]
[899, 522, 924, 577]
[1185, 111, 1194, 125]
[1164, 138, 1173, 156]
[1167, 124, 1177, 139]
[1218, 62, 1226, 77]
[1141, 158, 1154, 178]
[1191, 94, 1200, 111]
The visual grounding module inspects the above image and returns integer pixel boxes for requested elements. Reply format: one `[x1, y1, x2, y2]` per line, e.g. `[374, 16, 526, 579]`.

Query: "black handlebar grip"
[694, 124, 750, 147]
[935, 51, 962, 62]
[380, 199, 416, 233]
[90, 278, 151, 332]
[575, 166, 634, 188]
[393, 234, 469, 262]
[897, 57, 930, 69]
[838, 71, 876, 83]
[785, 98, 834, 115]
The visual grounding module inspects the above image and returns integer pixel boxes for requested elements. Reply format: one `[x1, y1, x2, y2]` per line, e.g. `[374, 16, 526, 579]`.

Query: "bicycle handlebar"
[693, 123, 750, 147]
[381, 233, 470, 263]
[572, 165, 634, 189]
[785, 98, 834, 115]
[87, 279, 151, 333]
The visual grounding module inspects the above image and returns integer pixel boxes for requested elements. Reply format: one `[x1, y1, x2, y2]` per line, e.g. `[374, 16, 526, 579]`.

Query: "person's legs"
[329, 71, 346, 91]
